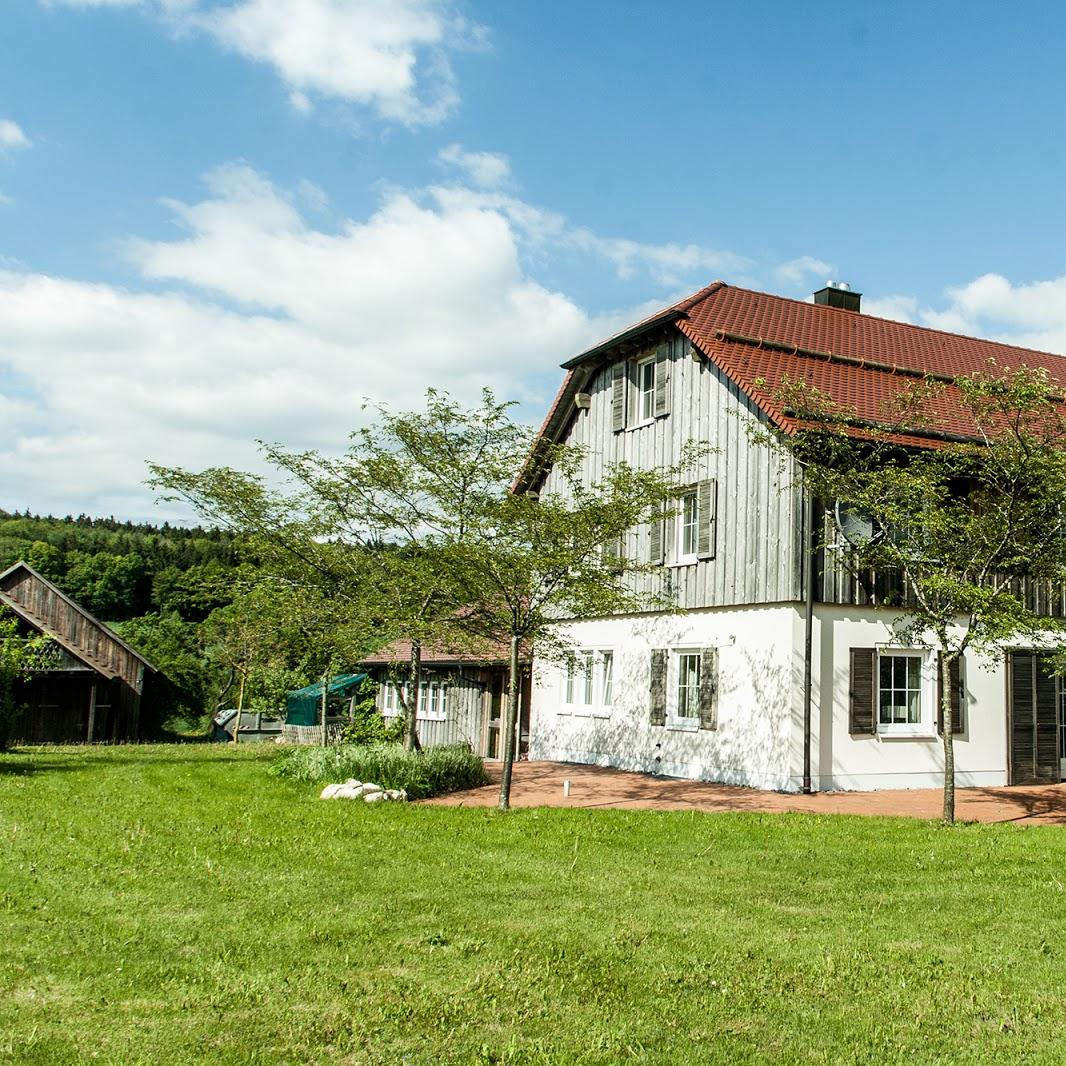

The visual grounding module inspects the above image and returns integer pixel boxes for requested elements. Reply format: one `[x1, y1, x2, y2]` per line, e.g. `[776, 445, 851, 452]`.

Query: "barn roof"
[536, 281, 1066, 459]
[0, 560, 156, 677]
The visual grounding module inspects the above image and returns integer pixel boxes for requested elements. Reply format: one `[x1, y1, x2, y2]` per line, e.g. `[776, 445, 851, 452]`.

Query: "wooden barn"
[0, 561, 157, 743]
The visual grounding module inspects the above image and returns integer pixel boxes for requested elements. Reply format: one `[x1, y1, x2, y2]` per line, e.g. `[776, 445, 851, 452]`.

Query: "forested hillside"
[0, 510, 306, 733]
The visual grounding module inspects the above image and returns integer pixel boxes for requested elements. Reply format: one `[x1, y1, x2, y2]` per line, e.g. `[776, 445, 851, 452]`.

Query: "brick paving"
[425, 760, 1066, 824]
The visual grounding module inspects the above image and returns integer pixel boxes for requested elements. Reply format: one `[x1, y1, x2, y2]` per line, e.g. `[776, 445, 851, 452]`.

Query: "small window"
[417, 680, 448, 721]
[382, 682, 400, 718]
[561, 648, 614, 717]
[601, 651, 613, 707]
[581, 651, 594, 706]
[876, 651, 930, 734]
[638, 357, 656, 423]
[678, 490, 698, 562]
[675, 651, 701, 723]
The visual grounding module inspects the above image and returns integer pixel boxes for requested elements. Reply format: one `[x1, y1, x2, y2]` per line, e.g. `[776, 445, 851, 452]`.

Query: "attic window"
[637, 356, 656, 423]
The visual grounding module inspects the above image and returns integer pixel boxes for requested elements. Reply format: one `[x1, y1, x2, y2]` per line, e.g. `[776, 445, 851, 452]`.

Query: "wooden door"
[1008, 652, 1060, 784]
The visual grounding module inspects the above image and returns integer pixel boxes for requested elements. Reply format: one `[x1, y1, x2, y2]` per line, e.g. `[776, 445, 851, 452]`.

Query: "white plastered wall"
[811, 603, 1009, 791]
[529, 604, 800, 791]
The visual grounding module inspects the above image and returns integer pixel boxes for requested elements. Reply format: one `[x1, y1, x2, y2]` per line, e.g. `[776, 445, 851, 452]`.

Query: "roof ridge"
[703, 282, 1066, 365]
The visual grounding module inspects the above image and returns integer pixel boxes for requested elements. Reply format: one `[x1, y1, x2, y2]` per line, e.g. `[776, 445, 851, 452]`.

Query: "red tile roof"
[545, 282, 1066, 452]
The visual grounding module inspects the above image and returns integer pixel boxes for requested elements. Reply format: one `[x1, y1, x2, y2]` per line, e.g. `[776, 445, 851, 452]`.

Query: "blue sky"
[4, 0, 1066, 519]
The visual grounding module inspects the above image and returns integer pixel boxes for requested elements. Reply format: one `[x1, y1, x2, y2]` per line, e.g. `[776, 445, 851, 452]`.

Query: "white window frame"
[636, 356, 656, 425]
[668, 648, 702, 731]
[676, 489, 699, 565]
[876, 648, 934, 737]
[382, 681, 400, 717]
[560, 648, 614, 718]
[418, 680, 448, 722]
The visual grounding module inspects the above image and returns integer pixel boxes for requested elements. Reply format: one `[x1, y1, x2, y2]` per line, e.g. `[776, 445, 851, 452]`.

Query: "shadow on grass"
[0, 743, 270, 777]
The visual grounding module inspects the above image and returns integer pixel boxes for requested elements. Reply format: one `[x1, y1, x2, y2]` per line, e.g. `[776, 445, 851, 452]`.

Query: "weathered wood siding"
[0, 568, 147, 689]
[817, 507, 1066, 617]
[0, 564, 150, 739]
[543, 329, 805, 609]
[371, 669, 488, 751]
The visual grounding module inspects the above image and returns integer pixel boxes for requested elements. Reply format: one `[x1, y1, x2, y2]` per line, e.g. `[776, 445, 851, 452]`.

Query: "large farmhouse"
[522, 281, 1066, 792]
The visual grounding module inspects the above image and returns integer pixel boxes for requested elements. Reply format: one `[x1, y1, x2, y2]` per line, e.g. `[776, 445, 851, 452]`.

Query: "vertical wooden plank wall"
[542, 330, 805, 610]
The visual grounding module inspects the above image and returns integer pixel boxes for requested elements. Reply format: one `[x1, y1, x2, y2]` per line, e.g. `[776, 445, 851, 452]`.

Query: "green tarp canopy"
[285, 673, 368, 727]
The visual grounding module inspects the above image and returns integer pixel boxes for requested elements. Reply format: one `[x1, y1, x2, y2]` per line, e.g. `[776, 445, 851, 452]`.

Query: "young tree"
[758, 366, 1066, 823]
[456, 443, 700, 810]
[150, 391, 533, 750]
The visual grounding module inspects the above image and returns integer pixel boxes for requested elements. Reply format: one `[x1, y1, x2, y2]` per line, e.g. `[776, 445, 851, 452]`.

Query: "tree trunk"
[940, 650, 956, 824]
[405, 641, 422, 752]
[233, 671, 246, 745]
[498, 634, 520, 811]
[320, 669, 329, 746]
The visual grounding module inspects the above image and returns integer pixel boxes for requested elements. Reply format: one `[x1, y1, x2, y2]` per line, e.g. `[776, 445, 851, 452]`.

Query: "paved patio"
[425, 760, 1066, 824]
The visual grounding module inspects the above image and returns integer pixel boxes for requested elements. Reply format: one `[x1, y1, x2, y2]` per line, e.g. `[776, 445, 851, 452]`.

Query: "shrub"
[337, 679, 403, 745]
[270, 742, 489, 800]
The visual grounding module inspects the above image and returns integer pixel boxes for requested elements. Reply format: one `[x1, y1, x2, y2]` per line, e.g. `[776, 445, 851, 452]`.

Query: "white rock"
[320, 784, 342, 799]
[384, 789, 409, 802]
[364, 791, 387, 803]
[344, 779, 362, 788]
[361, 783, 383, 795]
[335, 785, 363, 799]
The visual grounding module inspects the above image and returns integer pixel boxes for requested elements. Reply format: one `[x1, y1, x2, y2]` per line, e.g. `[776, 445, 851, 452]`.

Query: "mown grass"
[271, 742, 490, 799]
[2, 746, 1066, 1065]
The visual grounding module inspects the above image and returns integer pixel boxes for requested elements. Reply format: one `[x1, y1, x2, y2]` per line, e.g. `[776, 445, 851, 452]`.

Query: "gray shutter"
[937, 654, 965, 735]
[696, 478, 717, 560]
[611, 362, 626, 432]
[849, 648, 877, 735]
[1035, 655, 1059, 783]
[649, 649, 666, 726]
[653, 348, 670, 417]
[648, 508, 664, 564]
[603, 534, 624, 573]
[698, 647, 718, 730]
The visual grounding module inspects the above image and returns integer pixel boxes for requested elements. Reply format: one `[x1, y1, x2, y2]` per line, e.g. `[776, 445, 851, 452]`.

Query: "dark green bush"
[270, 742, 489, 800]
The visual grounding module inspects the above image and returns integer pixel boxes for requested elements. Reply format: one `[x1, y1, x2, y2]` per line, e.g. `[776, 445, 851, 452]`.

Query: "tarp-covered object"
[285, 673, 368, 726]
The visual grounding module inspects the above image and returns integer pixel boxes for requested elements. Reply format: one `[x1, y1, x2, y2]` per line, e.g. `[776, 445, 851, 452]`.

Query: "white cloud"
[438, 144, 512, 189]
[43, 0, 482, 126]
[861, 274, 1066, 358]
[0, 165, 604, 516]
[774, 255, 834, 287]
[0, 120, 31, 152]
[0, 150, 834, 516]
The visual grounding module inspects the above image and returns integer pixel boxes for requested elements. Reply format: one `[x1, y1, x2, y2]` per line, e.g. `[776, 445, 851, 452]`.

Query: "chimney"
[813, 280, 861, 313]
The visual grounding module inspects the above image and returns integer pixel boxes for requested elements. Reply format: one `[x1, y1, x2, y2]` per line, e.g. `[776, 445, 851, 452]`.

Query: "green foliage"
[112, 612, 219, 735]
[7, 746, 1066, 1063]
[270, 742, 488, 799]
[338, 679, 402, 744]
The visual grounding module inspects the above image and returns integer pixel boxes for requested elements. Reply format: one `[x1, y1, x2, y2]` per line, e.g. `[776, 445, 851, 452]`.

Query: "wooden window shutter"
[698, 647, 718, 730]
[603, 534, 624, 573]
[696, 478, 717, 560]
[648, 508, 665, 564]
[849, 648, 877, 735]
[611, 362, 627, 432]
[936, 654, 965, 735]
[653, 348, 670, 417]
[649, 649, 667, 726]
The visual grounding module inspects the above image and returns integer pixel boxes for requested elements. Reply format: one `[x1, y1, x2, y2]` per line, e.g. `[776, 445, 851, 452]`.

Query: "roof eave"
[559, 309, 685, 370]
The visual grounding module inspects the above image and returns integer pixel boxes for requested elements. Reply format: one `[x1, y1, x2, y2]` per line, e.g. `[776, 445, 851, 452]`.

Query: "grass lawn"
[3, 747, 1066, 1065]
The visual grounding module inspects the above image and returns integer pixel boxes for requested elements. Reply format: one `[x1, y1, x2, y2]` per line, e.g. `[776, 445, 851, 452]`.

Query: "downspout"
[802, 489, 816, 795]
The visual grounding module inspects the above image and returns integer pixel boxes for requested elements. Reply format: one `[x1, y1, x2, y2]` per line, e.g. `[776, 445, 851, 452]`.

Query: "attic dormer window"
[610, 345, 672, 432]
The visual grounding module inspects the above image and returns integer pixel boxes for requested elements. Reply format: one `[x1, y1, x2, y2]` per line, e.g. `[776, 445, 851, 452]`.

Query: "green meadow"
[2, 744, 1066, 1064]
